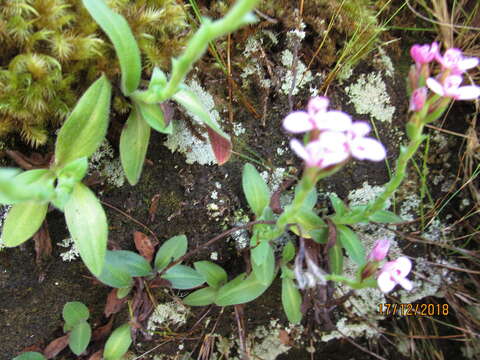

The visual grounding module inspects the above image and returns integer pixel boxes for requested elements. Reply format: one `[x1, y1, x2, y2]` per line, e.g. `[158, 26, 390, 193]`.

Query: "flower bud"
[409, 87, 427, 112]
[368, 238, 390, 261]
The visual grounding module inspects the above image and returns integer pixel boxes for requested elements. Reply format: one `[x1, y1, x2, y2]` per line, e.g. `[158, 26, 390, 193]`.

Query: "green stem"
[135, 0, 258, 104]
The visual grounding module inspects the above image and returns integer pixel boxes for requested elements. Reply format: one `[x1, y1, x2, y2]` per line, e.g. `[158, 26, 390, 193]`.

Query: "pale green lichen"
[147, 302, 189, 334]
[57, 237, 80, 262]
[164, 79, 222, 165]
[345, 72, 395, 123]
[0, 204, 11, 249]
[280, 50, 314, 96]
[89, 140, 125, 188]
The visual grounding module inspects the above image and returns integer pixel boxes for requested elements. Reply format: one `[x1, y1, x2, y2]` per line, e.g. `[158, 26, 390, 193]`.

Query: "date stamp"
[378, 303, 449, 316]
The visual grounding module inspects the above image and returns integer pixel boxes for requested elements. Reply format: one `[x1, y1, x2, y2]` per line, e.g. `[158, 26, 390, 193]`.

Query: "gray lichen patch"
[89, 140, 125, 188]
[345, 72, 395, 123]
[147, 301, 189, 334]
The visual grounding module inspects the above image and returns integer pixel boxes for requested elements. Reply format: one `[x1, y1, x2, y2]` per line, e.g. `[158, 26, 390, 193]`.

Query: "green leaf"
[82, 0, 141, 95]
[105, 250, 153, 277]
[369, 210, 403, 223]
[291, 208, 326, 239]
[296, 185, 317, 211]
[104, 323, 132, 360]
[281, 241, 295, 264]
[310, 228, 328, 244]
[69, 321, 91, 355]
[55, 75, 112, 168]
[193, 261, 227, 288]
[242, 163, 270, 217]
[173, 88, 232, 164]
[0, 169, 55, 205]
[251, 242, 275, 286]
[135, 101, 172, 134]
[148, 67, 167, 91]
[64, 183, 108, 276]
[117, 286, 131, 299]
[162, 265, 205, 289]
[2, 201, 48, 247]
[328, 242, 343, 275]
[97, 260, 133, 289]
[329, 193, 348, 216]
[154, 235, 188, 271]
[13, 352, 46, 360]
[63, 301, 90, 332]
[337, 225, 365, 266]
[120, 107, 151, 185]
[215, 272, 270, 306]
[54, 158, 89, 209]
[281, 277, 302, 324]
[56, 158, 89, 183]
[183, 286, 217, 306]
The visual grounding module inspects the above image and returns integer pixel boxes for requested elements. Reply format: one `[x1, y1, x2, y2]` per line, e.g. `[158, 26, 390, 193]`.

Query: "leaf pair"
[63, 302, 92, 356]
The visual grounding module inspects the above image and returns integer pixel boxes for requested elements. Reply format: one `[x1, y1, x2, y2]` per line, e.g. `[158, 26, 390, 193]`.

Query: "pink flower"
[377, 257, 413, 293]
[283, 96, 352, 133]
[410, 42, 439, 65]
[409, 87, 427, 111]
[346, 122, 386, 161]
[289, 133, 350, 169]
[435, 48, 479, 75]
[426, 75, 480, 100]
[368, 239, 390, 261]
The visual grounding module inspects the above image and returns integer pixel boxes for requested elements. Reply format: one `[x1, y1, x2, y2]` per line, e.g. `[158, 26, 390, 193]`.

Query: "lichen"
[89, 140, 125, 188]
[147, 301, 189, 334]
[280, 50, 314, 96]
[345, 72, 395, 123]
[0, 204, 11, 249]
[57, 237, 80, 262]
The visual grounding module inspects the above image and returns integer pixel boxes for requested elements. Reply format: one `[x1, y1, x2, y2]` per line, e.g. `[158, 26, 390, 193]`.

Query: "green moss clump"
[0, 0, 190, 147]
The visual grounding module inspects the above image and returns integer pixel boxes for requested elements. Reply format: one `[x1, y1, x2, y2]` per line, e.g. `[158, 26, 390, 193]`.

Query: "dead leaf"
[88, 350, 103, 360]
[148, 276, 171, 288]
[104, 289, 127, 317]
[134, 231, 156, 261]
[92, 317, 114, 341]
[43, 335, 69, 359]
[33, 222, 52, 265]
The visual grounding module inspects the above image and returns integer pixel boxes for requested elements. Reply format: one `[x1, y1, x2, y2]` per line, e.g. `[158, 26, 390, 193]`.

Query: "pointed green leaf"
[135, 101, 172, 134]
[13, 352, 46, 360]
[282, 277, 302, 324]
[369, 210, 403, 223]
[281, 241, 295, 264]
[104, 323, 132, 360]
[56, 158, 89, 183]
[328, 242, 343, 275]
[183, 286, 217, 306]
[2, 201, 48, 247]
[116, 286, 131, 299]
[337, 225, 365, 265]
[215, 272, 270, 306]
[162, 265, 205, 289]
[55, 75, 112, 168]
[295, 185, 317, 211]
[97, 260, 133, 289]
[120, 107, 151, 185]
[69, 321, 91, 355]
[242, 163, 270, 217]
[148, 67, 167, 91]
[0, 169, 55, 204]
[173, 88, 232, 164]
[154, 235, 188, 271]
[63, 301, 90, 332]
[64, 183, 108, 276]
[251, 242, 275, 286]
[194, 261, 227, 288]
[329, 193, 348, 216]
[82, 0, 141, 95]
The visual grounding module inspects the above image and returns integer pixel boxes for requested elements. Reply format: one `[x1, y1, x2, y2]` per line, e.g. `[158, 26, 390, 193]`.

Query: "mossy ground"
[0, 1, 477, 359]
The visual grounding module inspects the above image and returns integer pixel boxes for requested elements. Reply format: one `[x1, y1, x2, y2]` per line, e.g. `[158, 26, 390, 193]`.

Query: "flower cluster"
[283, 97, 386, 169]
[409, 43, 480, 111]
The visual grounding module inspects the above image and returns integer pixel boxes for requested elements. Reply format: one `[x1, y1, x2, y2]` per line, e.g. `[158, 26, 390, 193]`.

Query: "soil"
[0, 4, 476, 360]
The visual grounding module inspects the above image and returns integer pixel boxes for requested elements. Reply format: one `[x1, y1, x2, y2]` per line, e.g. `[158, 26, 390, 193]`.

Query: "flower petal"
[426, 78, 445, 96]
[397, 277, 413, 291]
[290, 139, 311, 164]
[377, 272, 396, 293]
[283, 111, 313, 133]
[350, 122, 371, 138]
[455, 85, 480, 100]
[350, 137, 386, 161]
[394, 256, 412, 277]
[314, 111, 352, 131]
[459, 57, 479, 72]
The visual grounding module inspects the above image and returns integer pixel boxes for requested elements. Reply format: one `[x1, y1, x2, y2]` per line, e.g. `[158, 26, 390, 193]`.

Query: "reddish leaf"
[160, 102, 174, 127]
[104, 289, 127, 317]
[148, 277, 171, 288]
[134, 231, 156, 262]
[148, 195, 161, 223]
[33, 222, 52, 264]
[88, 350, 103, 360]
[92, 317, 114, 341]
[206, 127, 231, 165]
[19, 345, 43, 353]
[43, 335, 69, 359]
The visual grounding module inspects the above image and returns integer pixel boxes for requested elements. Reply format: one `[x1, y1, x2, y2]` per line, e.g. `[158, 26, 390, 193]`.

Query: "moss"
[0, 0, 190, 146]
